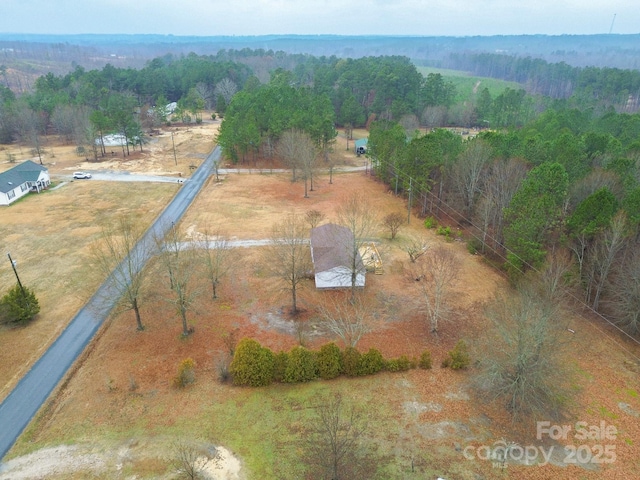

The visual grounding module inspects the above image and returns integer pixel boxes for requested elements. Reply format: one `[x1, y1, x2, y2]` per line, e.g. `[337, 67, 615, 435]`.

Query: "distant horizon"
[1, 0, 638, 37]
[1, 32, 639, 40]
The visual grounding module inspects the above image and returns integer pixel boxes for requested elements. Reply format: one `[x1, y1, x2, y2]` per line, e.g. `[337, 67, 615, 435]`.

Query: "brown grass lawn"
[0, 180, 180, 400]
[0, 120, 222, 400]
[1, 123, 640, 479]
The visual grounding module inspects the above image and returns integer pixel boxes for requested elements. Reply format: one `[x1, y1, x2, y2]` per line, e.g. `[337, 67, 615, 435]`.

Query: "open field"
[416, 66, 523, 101]
[1, 122, 640, 479]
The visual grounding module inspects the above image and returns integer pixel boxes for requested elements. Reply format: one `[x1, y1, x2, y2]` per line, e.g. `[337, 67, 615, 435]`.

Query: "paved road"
[0, 147, 220, 462]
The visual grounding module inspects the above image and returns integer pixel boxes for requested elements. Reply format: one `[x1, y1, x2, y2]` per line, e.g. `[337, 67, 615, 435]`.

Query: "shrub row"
[229, 338, 469, 387]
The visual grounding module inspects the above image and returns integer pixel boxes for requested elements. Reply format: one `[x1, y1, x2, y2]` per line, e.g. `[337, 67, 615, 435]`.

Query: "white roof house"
[0, 160, 50, 206]
[310, 223, 366, 289]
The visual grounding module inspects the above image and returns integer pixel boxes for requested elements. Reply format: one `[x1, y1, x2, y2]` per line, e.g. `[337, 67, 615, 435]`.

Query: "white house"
[0, 160, 50, 206]
[310, 223, 366, 289]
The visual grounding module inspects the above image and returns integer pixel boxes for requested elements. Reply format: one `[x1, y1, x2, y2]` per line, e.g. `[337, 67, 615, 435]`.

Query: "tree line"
[446, 52, 640, 112]
[367, 102, 640, 338]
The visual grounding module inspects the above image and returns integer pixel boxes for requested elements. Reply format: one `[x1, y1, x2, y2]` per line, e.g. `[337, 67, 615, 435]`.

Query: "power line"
[368, 153, 640, 361]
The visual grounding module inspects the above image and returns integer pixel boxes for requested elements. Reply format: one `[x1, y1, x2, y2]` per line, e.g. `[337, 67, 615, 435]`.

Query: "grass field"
[416, 66, 523, 101]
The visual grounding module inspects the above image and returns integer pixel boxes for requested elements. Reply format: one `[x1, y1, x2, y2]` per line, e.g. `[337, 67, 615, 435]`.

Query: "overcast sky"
[2, 0, 639, 37]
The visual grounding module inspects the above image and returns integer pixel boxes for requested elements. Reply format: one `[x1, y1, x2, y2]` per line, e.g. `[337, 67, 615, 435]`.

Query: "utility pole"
[407, 178, 412, 225]
[7, 253, 26, 296]
[171, 131, 178, 166]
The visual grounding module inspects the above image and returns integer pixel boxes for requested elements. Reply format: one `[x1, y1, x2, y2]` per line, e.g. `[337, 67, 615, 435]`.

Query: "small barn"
[310, 223, 366, 289]
[0, 160, 50, 206]
[354, 137, 368, 155]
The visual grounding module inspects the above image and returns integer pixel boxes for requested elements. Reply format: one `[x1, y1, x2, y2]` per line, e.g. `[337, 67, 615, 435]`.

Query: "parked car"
[73, 171, 92, 179]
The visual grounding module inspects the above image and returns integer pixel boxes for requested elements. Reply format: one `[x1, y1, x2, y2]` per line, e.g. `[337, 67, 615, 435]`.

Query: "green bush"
[230, 338, 275, 387]
[436, 225, 452, 238]
[273, 351, 289, 383]
[342, 347, 362, 377]
[505, 253, 525, 283]
[442, 340, 470, 370]
[0, 284, 40, 325]
[467, 238, 483, 255]
[385, 355, 414, 372]
[424, 216, 438, 229]
[173, 358, 196, 388]
[316, 343, 343, 380]
[418, 350, 432, 370]
[283, 346, 317, 383]
[359, 348, 386, 375]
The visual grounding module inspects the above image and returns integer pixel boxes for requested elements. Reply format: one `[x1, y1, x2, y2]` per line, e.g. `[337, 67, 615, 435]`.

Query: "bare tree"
[382, 212, 405, 240]
[91, 216, 151, 331]
[303, 393, 376, 480]
[421, 105, 447, 128]
[80, 120, 100, 162]
[69, 105, 93, 154]
[264, 214, 312, 314]
[277, 129, 318, 196]
[569, 169, 622, 210]
[318, 291, 375, 347]
[528, 248, 575, 305]
[398, 113, 420, 138]
[474, 191, 494, 253]
[305, 209, 326, 230]
[15, 104, 46, 164]
[476, 158, 528, 251]
[411, 245, 461, 334]
[608, 248, 640, 335]
[336, 191, 379, 298]
[194, 82, 214, 110]
[584, 211, 629, 310]
[51, 104, 79, 144]
[198, 226, 235, 300]
[475, 285, 572, 421]
[451, 138, 491, 218]
[214, 78, 238, 106]
[277, 129, 303, 182]
[326, 150, 339, 184]
[401, 234, 429, 263]
[157, 223, 200, 336]
[170, 438, 221, 480]
[300, 138, 319, 196]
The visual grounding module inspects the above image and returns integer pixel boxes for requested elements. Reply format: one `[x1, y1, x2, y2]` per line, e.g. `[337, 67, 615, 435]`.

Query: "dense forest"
[2, 45, 640, 339]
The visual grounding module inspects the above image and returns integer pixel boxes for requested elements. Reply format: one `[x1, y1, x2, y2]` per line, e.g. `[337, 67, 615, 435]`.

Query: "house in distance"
[310, 223, 366, 289]
[0, 160, 50, 206]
